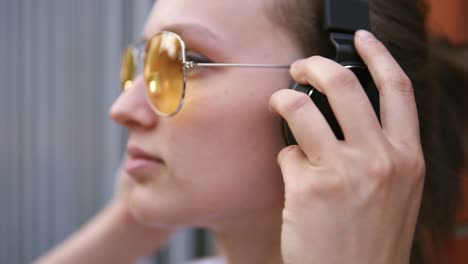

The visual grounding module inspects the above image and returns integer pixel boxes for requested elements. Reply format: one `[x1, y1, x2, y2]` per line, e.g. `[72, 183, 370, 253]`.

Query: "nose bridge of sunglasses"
[134, 43, 146, 69]
[121, 45, 146, 91]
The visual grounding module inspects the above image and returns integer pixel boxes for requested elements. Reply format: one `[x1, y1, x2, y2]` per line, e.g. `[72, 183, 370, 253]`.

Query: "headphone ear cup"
[281, 83, 344, 146]
[282, 66, 379, 146]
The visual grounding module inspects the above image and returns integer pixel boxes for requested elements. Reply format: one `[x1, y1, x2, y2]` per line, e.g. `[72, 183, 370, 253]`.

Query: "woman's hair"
[266, 0, 467, 263]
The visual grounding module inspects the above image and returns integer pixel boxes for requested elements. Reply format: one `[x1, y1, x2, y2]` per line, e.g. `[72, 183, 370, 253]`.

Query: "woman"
[35, 0, 465, 263]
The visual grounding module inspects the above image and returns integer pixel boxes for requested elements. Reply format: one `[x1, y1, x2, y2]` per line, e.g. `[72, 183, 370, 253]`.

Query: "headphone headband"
[283, 0, 379, 144]
[325, 0, 370, 33]
[324, 0, 371, 64]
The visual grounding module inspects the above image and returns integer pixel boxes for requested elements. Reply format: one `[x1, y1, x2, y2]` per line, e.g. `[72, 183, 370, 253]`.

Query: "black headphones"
[282, 0, 380, 144]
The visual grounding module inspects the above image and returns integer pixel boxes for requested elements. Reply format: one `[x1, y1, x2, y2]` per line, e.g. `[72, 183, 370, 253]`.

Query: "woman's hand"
[270, 30, 425, 264]
[34, 165, 171, 264]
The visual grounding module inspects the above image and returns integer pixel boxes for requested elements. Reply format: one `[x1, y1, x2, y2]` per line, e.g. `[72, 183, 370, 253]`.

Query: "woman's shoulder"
[182, 256, 226, 264]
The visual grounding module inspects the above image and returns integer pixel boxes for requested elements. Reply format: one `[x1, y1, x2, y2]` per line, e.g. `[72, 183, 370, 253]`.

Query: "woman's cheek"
[146, 73, 285, 224]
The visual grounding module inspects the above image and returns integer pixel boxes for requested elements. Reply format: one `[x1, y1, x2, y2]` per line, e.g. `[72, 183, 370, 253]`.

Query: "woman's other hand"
[270, 30, 425, 264]
[34, 166, 171, 264]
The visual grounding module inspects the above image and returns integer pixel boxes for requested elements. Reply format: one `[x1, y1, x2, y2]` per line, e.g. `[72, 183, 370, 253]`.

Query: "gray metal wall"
[0, 1, 210, 263]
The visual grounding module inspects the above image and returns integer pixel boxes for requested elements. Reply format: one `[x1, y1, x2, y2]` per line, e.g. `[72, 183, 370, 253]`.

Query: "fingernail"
[356, 30, 376, 42]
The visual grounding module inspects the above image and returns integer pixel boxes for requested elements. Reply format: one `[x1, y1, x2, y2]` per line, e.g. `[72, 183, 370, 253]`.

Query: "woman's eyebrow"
[142, 22, 227, 61]
[142, 23, 220, 42]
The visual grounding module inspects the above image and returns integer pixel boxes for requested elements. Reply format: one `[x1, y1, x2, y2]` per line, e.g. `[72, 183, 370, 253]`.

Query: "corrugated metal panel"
[0, 0, 216, 262]
[0, 0, 212, 263]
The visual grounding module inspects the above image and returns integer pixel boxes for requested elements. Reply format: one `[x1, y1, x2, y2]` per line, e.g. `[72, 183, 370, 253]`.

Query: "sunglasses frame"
[124, 31, 291, 117]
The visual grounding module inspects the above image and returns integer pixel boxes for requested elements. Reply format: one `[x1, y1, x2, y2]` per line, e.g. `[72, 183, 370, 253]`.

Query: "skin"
[110, 0, 302, 263]
[113, 0, 300, 226]
[35, 0, 425, 263]
[274, 30, 424, 263]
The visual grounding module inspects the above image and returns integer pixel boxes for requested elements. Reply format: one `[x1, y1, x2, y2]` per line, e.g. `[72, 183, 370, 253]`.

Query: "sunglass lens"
[120, 47, 135, 91]
[144, 32, 184, 115]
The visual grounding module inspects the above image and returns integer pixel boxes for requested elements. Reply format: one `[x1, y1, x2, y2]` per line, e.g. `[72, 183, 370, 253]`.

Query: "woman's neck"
[211, 206, 284, 264]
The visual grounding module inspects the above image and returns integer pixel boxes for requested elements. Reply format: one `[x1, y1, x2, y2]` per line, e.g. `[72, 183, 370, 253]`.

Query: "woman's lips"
[125, 146, 164, 178]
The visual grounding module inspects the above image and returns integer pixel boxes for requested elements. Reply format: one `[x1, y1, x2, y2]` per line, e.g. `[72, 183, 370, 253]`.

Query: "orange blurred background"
[426, 0, 468, 44]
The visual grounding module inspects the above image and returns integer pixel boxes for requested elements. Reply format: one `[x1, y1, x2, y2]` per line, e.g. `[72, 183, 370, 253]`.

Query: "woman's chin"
[126, 186, 196, 229]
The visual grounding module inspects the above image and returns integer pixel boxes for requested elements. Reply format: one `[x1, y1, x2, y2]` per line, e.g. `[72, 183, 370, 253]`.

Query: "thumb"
[278, 145, 309, 193]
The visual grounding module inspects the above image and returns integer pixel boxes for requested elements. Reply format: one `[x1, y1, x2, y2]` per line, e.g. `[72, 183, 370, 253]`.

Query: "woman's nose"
[109, 76, 158, 130]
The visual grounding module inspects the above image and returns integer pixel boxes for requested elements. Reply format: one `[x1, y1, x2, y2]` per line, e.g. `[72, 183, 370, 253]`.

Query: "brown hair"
[266, 0, 467, 263]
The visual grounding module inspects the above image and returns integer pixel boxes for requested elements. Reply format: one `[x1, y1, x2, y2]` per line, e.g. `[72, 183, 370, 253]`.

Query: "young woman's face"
[110, 0, 303, 229]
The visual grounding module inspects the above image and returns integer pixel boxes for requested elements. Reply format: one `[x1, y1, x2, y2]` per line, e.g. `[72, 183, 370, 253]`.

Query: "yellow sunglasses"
[120, 31, 290, 116]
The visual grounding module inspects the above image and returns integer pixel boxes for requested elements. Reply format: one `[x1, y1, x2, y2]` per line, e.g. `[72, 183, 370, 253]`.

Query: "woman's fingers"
[269, 89, 337, 163]
[272, 30, 419, 166]
[276, 145, 311, 191]
[289, 56, 383, 145]
[354, 30, 420, 146]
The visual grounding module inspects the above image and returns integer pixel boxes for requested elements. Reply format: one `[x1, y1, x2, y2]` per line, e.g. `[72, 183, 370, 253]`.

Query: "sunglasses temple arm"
[184, 62, 291, 69]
